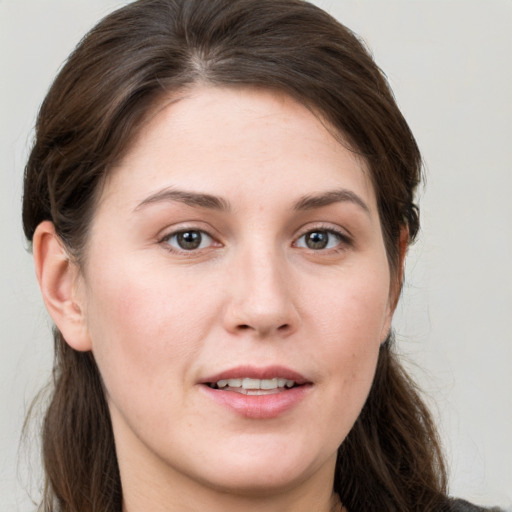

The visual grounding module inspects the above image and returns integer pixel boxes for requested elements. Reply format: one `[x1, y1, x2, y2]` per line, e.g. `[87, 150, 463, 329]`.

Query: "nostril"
[235, 323, 290, 333]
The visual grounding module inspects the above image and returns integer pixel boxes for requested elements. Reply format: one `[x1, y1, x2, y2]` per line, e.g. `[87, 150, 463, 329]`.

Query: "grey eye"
[296, 230, 343, 250]
[164, 230, 213, 251]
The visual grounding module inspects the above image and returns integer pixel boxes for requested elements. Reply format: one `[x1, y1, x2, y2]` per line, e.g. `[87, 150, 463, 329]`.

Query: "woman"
[22, 0, 502, 511]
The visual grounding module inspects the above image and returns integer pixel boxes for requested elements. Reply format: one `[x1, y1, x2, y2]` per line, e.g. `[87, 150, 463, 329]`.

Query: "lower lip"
[200, 385, 311, 419]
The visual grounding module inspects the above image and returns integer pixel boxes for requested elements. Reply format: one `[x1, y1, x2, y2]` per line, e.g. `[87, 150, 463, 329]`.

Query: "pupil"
[177, 231, 202, 250]
[306, 231, 328, 249]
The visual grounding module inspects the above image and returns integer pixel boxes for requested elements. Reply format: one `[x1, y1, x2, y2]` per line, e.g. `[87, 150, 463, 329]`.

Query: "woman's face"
[76, 87, 395, 499]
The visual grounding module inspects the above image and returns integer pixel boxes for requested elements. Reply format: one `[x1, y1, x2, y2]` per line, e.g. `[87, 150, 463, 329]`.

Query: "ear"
[381, 226, 409, 342]
[394, 225, 410, 309]
[33, 221, 92, 352]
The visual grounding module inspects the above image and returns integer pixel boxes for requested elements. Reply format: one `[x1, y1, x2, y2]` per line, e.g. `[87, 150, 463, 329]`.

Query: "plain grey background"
[1, 1, 511, 510]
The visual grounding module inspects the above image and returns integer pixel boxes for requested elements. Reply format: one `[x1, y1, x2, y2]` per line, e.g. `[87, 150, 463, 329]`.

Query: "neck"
[123, 488, 342, 512]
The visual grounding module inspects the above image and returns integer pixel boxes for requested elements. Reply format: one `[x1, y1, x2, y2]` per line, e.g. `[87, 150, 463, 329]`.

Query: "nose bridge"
[224, 238, 298, 336]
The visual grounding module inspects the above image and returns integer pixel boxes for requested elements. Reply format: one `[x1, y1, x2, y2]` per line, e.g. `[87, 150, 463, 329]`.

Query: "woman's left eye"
[295, 229, 347, 251]
[162, 229, 215, 252]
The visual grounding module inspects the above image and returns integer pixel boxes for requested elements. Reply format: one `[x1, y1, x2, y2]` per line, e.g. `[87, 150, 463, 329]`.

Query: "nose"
[222, 247, 300, 339]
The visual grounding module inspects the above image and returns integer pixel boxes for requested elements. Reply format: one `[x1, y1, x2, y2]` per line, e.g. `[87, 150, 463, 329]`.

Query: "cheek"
[306, 261, 391, 352]
[82, 256, 218, 403]
[303, 262, 390, 430]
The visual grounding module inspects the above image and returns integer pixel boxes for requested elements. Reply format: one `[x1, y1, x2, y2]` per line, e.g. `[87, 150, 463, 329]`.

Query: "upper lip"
[200, 365, 310, 385]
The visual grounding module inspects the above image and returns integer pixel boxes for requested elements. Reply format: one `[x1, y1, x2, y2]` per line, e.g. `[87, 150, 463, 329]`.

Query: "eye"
[162, 229, 215, 251]
[295, 229, 347, 251]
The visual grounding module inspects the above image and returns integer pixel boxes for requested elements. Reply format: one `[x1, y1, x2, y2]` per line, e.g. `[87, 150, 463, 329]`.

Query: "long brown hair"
[23, 1, 447, 510]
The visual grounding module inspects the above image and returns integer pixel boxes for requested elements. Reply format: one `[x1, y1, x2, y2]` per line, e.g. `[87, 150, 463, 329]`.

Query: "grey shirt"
[450, 498, 503, 511]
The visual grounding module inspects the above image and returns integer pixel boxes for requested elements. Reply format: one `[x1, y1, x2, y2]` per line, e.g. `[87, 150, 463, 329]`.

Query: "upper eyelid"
[158, 222, 219, 241]
[294, 223, 352, 241]
[162, 228, 212, 240]
[295, 229, 348, 245]
[161, 228, 216, 241]
[157, 222, 352, 245]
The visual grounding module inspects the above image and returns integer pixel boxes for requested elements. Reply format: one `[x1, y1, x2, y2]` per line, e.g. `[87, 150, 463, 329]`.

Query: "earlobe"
[33, 221, 92, 352]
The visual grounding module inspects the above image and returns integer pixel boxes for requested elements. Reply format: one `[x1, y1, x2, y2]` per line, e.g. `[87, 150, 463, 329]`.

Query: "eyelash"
[294, 226, 351, 252]
[160, 229, 218, 254]
[159, 225, 351, 255]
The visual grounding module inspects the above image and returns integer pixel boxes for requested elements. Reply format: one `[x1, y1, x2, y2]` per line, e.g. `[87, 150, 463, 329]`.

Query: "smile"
[200, 366, 311, 418]
[208, 377, 297, 395]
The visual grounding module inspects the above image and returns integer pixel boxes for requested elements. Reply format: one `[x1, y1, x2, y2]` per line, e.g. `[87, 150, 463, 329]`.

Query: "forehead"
[99, 86, 376, 213]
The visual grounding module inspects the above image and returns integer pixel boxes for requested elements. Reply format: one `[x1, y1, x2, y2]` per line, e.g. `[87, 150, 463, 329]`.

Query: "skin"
[34, 86, 401, 512]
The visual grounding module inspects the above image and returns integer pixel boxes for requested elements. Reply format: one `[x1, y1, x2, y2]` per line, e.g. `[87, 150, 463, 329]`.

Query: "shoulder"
[447, 498, 505, 512]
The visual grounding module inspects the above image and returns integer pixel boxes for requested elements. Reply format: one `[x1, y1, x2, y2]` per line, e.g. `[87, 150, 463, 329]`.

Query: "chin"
[189, 446, 335, 497]
[200, 466, 309, 497]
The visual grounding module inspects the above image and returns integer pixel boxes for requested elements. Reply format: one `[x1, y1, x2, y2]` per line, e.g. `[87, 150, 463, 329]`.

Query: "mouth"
[206, 377, 300, 395]
[201, 365, 311, 395]
[199, 366, 311, 419]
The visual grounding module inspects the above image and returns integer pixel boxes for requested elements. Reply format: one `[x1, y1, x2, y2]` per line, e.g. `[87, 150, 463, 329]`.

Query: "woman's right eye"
[161, 229, 215, 252]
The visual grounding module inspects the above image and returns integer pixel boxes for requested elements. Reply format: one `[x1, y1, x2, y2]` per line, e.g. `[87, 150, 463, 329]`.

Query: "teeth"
[242, 378, 261, 389]
[213, 378, 296, 390]
[260, 378, 278, 390]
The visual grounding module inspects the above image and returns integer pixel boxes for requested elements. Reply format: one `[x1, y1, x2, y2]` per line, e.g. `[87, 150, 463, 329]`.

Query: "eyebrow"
[134, 187, 369, 215]
[134, 188, 231, 212]
[293, 189, 370, 215]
